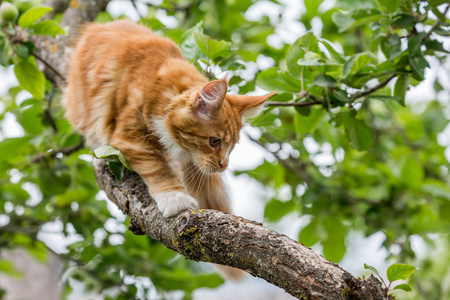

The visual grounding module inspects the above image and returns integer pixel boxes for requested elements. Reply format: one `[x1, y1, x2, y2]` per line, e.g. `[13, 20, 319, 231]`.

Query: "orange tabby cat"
[65, 20, 272, 224]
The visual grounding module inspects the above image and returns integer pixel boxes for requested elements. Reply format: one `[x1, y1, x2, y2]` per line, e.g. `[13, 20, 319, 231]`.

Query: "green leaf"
[364, 263, 382, 279]
[394, 75, 410, 106]
[107, 161, 124, 180]
[0, 38, 11, 66]
[433, 78, 444, 93]
[13, 44, 29, 60]
[429, 0, 449, 8]
[268, 93, 293, 103]
[286, 32, 320, 77]
[0, 260, 22, 279]
[323, 217, 346, 262]
[298, 221, 319, 247]
[313, 73, 337, 87]
[407, 33, 425, 56]
[0, 137, 31, 161]
[380, 34, 402, 59]
[193, 31, 231, 61]
[37, 164, 72, 195]
[379, 0, 401, 12]
[393, 284, 412, 292]
[294, 107, 326, 136]
[422, 182, 450, 201]
[409, 55, 429, 81]
[392, 14, 416, 27]
[92, 145, 133, 171]
[304, 0, 323, 19]
[424, 39, 447, 53]
[256, 67, 301, 93]
[346, 118, 373, 151]
[26, 242, 49, 263]
[330, 90, 351, 103]
[192, 273, 224, 289]
[264, 199, 295, 221]
[33, 20, 65, 37]
[118, 153, 132, 171]
[18, 6, 53, 28]
[92, 145, 122, 160]
[332, 11, 382, 33]
[332, 13, 355, 33]
[295, 105, 312, 116]
[401, 155, 423, 188]
[19, 103, 44, 135]
[422, 101, 448, 133]
[320, 40, 346, 63]
[352, 52, 376, 73]
[386, 264, 416, 282]
[179, 22, 204, 60]
[14, 59, 45, 99]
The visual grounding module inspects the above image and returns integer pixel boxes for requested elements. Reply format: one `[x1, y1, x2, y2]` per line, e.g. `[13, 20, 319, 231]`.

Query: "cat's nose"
[218, 160, 228, 169]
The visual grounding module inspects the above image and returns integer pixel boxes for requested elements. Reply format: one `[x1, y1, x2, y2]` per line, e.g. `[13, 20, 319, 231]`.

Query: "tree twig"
[422, 3, 450, 44]
[32, 51, 66, 82]
[350, 74, 396, 100]
[44, 84, 58, 133]
[30, 137, 85, 164]
[131, 0, 144, 19]
[245, 133, 310, 181]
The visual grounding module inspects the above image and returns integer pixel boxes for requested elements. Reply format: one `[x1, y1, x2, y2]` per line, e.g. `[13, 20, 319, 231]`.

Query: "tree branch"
[30, 137, 85, 164]
[94, 161, 389, 300]
[422, 3, 450, 44]
[32, 51, 66, 83]
[43, 84, 58, 133]
[350, 74, 396, 101]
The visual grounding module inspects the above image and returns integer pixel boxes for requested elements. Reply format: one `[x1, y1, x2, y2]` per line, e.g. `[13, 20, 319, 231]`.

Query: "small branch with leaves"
[30, 137, 85, 164]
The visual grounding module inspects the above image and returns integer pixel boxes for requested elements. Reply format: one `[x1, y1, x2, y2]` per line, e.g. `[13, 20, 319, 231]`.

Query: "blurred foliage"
[0, 0, 449, 299]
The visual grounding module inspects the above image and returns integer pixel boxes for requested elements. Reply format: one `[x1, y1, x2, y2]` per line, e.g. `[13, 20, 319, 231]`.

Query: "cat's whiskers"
[194, 166, 206, 199]
[183, 163, 198, 182]
[183, 165, 202, 195]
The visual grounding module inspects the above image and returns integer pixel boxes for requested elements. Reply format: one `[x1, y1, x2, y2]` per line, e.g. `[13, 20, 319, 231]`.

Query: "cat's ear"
[194, 79, 228, 121]
[230, 91, 276, 120]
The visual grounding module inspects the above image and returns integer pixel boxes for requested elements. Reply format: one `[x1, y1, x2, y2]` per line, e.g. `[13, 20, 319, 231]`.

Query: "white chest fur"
[153, 118, 189, 162]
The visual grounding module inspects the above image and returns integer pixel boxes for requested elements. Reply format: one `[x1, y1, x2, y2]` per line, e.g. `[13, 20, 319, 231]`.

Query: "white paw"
[153, 191, 198, 217]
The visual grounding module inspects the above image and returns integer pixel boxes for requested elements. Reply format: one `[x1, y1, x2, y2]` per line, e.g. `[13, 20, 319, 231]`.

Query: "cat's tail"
[216, 264, 247, 281]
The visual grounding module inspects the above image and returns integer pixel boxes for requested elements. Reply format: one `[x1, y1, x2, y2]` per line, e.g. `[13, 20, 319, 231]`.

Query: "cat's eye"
[209, 137, 222, 147]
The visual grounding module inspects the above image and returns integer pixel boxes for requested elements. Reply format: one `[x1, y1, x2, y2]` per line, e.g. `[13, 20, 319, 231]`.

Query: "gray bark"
[33, 1, 391, 299]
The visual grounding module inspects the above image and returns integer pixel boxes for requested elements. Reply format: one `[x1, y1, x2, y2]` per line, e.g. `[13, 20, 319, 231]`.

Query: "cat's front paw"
[153, 191, 198, 217]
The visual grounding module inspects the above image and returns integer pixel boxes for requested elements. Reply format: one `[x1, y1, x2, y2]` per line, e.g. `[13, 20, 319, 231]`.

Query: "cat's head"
[159, 78, 274, 173]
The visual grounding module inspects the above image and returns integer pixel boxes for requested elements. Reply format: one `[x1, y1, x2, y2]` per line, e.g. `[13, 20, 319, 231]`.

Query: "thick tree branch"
[32, 1, 391, 298]
[94, 162, 389, 300]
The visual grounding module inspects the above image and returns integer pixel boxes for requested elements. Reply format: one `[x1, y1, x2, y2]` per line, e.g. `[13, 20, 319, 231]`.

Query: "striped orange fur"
[65, 20, 273, 221]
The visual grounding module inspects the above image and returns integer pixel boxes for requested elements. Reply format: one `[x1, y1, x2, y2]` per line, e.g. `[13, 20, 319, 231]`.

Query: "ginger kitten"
[65, 20, 272, 221]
